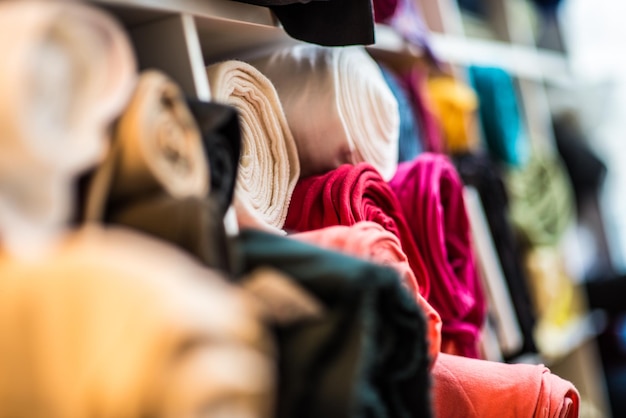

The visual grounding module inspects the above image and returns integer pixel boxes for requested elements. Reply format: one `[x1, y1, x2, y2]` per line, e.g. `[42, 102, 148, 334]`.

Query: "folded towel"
[236, 229, 431, 418]
[433, 353, 580, 418]
[294, 221, 442, 364]
[84, 70, 209, 222]
[389, 154, 486, 358]
[0, 0, 136, 255]
[285, 163, 430, 297]
[250, 45, 399, 180]
[0, 226, 275, 418]
[207, 61, 300, 234]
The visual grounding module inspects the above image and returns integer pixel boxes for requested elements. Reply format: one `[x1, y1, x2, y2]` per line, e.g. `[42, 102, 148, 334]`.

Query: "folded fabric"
[375, 0, 432, 56]
[186, 99, 242, 217]
[427, 76, 480, 153]
[83, 70, 209, 222]
[235, 229, 432, 418]
[469, 66, 529, 167]
[432, 353, 580, 418]
[506, 153, 575, 247]
[0, 0, 136, 255]
[232, 0, 375, 47]
[389, 153, 485, 358]
[207, 60, 299, 234]
[380, 66, 422, 162]
[110, 196, 235, 274]
[293, 221, 442, 364]
[250, 45, 399, 180]
[285, 163, 430, 297]
[0, 226, 275, 418]
[399, 66, 445, 153]
[453, 152, 538, 357]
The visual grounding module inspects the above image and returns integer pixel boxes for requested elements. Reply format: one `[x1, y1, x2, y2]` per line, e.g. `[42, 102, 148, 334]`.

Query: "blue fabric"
[469, 66, 529, 167]
[379, 66, 422, 163]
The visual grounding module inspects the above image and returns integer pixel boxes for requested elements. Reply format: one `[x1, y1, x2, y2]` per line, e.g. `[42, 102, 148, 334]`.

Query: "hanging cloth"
[284, 163, 430, 297]
[207, 60, 300, 234]
[250, 45, 399, 180]
[389, 153, 486, 358]
[235, 229, 432, 418]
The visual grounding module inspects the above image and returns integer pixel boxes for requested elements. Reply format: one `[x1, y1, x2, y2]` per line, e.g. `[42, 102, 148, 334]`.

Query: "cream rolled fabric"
[0, 0, 136, 255]
[207, 61, 299, 234]
[250, 45, 400, 180]
[0, 226, 275, 418]
[84, 70, 210, 221]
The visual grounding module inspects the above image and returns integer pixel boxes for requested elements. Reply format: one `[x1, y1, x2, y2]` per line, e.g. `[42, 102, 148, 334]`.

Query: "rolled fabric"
[0, 0, 136, 255]
[469, 66, 529, 167]
[389, 153, 486, 358]
[186, 99, 242, 217]
[433, 353, 580, 418]
[83, 70, 209, 222]
[207, 60, 299, 234]
[236, 229, 432, 418]
[250, 45, 400, 180]
[399, 66, 445, 153]
[285, 163, 430, 297]
[427, 76, 480, 153]
[0, 226, 275, 418]
[453, 152, 538, 357]
[506, 153, 575, 247]
[379, 66, 422, 163]
[294, 221, 442, 364]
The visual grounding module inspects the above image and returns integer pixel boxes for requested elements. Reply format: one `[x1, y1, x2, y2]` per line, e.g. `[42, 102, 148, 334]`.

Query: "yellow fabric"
[0, 226, 275, 418]
[427, 77, 479, 153]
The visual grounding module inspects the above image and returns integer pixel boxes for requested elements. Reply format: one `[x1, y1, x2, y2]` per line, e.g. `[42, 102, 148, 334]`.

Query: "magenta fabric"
[285, 163, 430, 298]
[433, 353, 580, 418]
[400, 67, 445, 154]
[373, 0, 398, 23]
[389, 153, 485, 358]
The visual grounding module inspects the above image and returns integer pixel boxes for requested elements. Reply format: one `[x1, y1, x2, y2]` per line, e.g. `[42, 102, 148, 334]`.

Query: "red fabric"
[389, 153, 485, 358]
[285, 163, 430, 298]
[433, 353, 580, 418]
[400, 66, 445, 154]
[294, 221, 442, 364]
[373, 0, 398, 22]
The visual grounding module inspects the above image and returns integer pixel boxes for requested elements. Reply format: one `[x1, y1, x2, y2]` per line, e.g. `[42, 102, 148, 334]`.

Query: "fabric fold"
[207, 60, 299, 234]
[433, 353, 580, 418]
[236, 229, 431, 418]
[250, 45, 399, 180]
[0, 0, 136, 255]
[285, 163, 429, 297]
[389, 153, 485, 358]
[0, 226, 275, 418]
[294, 221, 442, 364]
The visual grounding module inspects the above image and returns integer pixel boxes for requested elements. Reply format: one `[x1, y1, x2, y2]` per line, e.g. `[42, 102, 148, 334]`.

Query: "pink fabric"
[285, 163, 430, 298]
[433, 353, 580, 418]
[294, 221, 442, 364]
[389, 153, 485, 358]
[400, 67, 444, 154]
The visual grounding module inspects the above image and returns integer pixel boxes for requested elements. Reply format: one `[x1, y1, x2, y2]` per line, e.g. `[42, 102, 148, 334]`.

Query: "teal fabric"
[235, 229, 432, 418]
[469, 66, 528, 167]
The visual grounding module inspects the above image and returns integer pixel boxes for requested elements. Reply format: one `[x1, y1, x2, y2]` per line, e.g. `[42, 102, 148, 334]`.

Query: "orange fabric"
[432, 353, 580, 418]
[293, 221, 442, 365]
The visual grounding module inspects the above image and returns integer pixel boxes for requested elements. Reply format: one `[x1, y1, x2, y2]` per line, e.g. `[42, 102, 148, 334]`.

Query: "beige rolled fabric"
[0, 0, 136, 254]
[0, 226, 275, 418]
[84, 70, 210, 221]
[207, 61, 299, 234]
[250, 45, 400, 180]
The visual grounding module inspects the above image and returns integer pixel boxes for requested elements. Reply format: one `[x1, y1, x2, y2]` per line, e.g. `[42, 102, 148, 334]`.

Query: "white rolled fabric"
[0, 226, 275, 418]
[0, 0, 136, 255]
[207, 61, 300, 234]
[250, 45, 400, 180]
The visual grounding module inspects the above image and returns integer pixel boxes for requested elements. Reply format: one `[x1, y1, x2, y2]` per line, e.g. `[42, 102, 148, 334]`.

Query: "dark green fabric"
[235, 229, 432, 418]
[110, 195, 234, 274]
